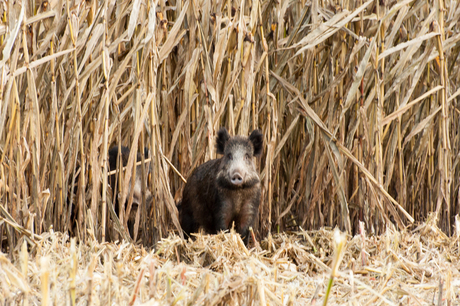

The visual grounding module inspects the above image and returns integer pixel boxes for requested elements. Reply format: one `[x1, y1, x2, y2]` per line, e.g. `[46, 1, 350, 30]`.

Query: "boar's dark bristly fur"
[179, 128, 263, 243]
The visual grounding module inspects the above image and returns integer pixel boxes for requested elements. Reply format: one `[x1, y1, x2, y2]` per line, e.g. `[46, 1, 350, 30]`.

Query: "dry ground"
[1, 215, 459, 305]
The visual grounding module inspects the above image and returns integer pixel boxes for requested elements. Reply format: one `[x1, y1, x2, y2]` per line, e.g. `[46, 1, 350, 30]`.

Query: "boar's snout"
[231, 170, 244, 186]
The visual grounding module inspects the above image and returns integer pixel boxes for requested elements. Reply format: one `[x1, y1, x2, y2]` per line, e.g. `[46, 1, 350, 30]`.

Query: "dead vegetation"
[0, 0, 459, 281]
[1, 0, 460, 303]
[1, 218, 459, 304]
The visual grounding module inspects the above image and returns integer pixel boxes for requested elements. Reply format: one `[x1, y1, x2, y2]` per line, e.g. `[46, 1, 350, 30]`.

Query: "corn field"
[0, 0, 459, 251]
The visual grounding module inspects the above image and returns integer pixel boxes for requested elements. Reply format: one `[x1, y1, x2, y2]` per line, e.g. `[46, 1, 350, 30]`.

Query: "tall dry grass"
[0, 0, 459, 250]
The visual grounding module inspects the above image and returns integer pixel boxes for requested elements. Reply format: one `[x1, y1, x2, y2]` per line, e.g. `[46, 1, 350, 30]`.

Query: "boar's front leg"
[214, 198, 234, 233]
[179, 202, 199, 238]
[236, 197, 259, 243]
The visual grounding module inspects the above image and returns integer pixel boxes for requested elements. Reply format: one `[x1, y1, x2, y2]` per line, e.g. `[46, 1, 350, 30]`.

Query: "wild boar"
[108, 146, 153, 239]
[179, 128, 263, 243]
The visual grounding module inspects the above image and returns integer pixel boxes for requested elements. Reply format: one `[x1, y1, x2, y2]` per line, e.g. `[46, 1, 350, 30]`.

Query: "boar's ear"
[249, 129, 263, 156]
[216, 128, 230, 154]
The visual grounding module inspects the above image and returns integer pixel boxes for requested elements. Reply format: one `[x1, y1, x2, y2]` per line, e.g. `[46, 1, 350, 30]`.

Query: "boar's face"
[132, 164, 152, 206]
[130, 149, 153, 209]
[215, 128, 263, 189]
[109, 146, 152, 209]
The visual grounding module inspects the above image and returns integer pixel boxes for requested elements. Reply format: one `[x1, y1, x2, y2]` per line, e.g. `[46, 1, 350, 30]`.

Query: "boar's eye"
[227, 153, 233, 160]
[245, 153, 250, 160]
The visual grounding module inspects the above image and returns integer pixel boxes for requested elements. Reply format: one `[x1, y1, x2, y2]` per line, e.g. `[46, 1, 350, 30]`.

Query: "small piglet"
[179, 128, 263, 242]
[108, 146, 153, 239]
